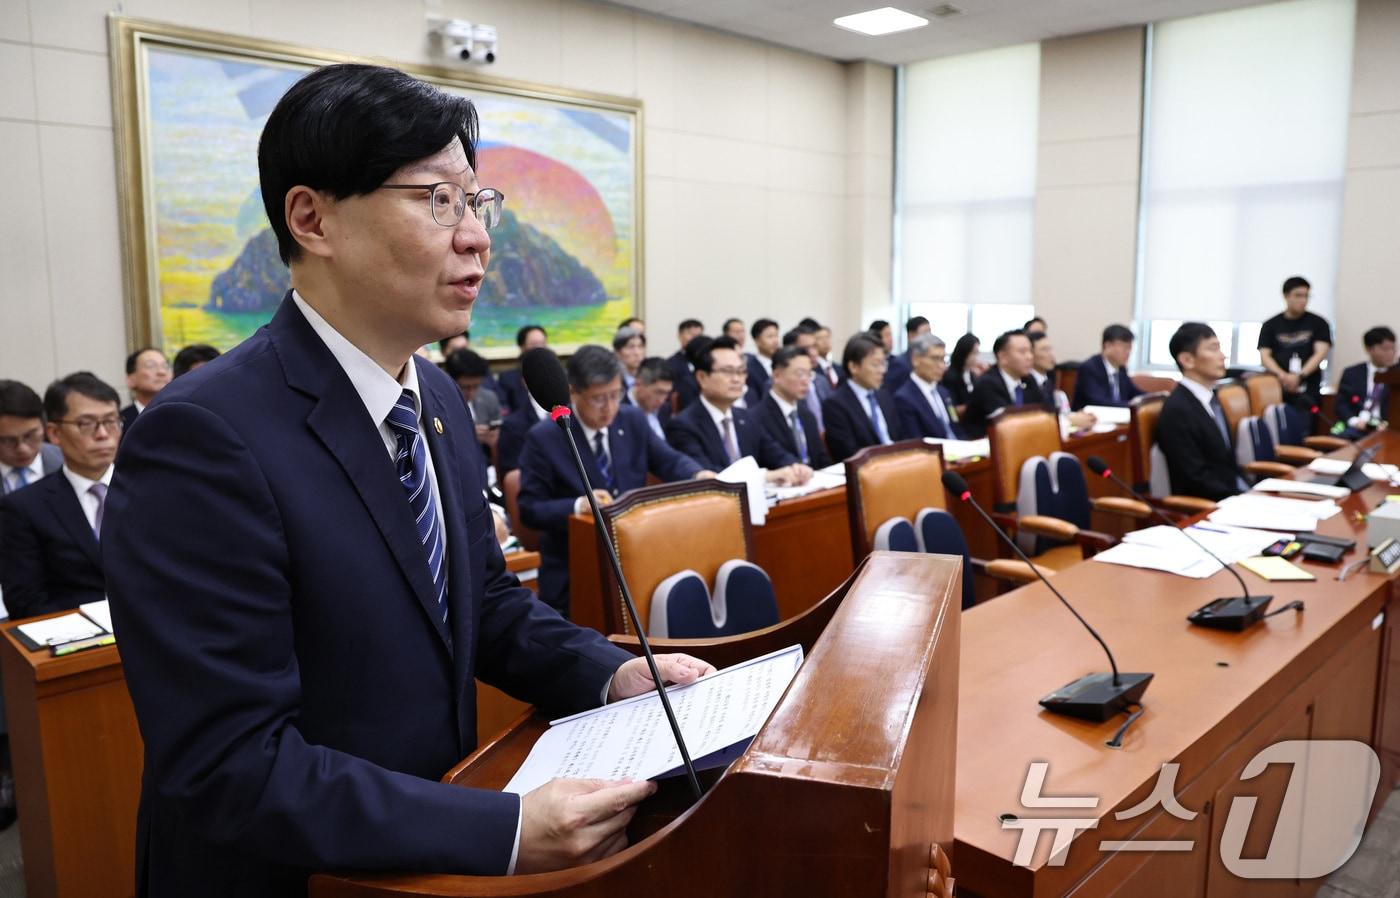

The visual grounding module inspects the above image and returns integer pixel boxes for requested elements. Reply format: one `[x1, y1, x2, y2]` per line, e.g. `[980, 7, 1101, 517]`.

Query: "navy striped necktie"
[386, 390, 448, 623]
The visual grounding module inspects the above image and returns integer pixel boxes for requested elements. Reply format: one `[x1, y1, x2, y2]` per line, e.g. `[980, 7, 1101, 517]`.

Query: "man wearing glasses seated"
[0, 372, 120, 619]
[519, 345, 716, 614]
[0, 380, 64, 497]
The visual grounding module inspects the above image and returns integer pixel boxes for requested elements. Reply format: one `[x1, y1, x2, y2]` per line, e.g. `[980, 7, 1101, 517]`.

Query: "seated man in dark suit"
[757, 346, 832, 468]
[665, 321, 705, 412]
[743, 318, 779, 407]
[102, 66, 710, 896]
[1, 373, 120, 619]
[495, 324, 547, 414]
[1155, 322, 1247, 501]
[0, 380, 63, 496]
[120, 347, 171, 429]
[520, 345, 712, 614]
[722, 317, 747, 350]
[822, 334, 903, 462]
[1072, 324, 1142, 409]
[962, 329, 1053, 437]
[438, 329, 499, 398]
[667, 336, 810, 484]
[882, 316, 929, 396]
[613, 326, 646, 395]
[1334, 325, 1395, 439]
[444, 349, 502, 462]
[782, 324, 829, 431]
[893, 333, 965, 440]
[494, 397, 542, 479]
[628, 357, 673, 440]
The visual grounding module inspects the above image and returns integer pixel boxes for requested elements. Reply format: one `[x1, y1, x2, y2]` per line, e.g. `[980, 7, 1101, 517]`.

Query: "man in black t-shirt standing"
[1257, 276, 1332, 415]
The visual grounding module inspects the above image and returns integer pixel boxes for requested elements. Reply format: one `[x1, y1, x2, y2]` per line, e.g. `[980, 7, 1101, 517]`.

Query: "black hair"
[721, 317, 743, 334]
[0, 380, 44, 420]
[868, 320, 890, 336]
[636, 356, 673, 386]
[612, 327, 646, 352]
[949, 334, 980, 373]
[443, 348, 490, 380]
[683, 334, 714, 368]
[1028, 331, 1048, 347]
[1101, 324, 1135, 345]
[438, 330, 469, 352]
[566, 345, 623, 391]
[1364, 326, 1396, 348]
[1168, 322, 1218, 372]
[695, 335, 742, 374]
[905, 316, 929, 335]
[678, 318, 704, 333]
[258, 64, 479, 265]
[992, 329, 1029, 356]
[1023, 316, 1047, 331]
[43, 372, 120, 422]
[125, 347, 165, 375]
[843, 334, 884, 374]
[618, 317, 643, 331]
[750, 318, 779, 340]
[1282, 276, 1311, 295]
[798, 317, 822, 330]
[173, 344, 221, 378]
[781, 324, 816, 347]
[515, 325, 546, 348]
[772, 345, 809, 371]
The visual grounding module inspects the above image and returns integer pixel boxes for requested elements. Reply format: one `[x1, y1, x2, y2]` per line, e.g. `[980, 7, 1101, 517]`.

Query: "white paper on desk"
[717, 455, 766, 526]
[1087, 421, 1121, 434]
[1215, 493, 1340, 521]
[769, 468, 845, 502]
[1121, 523, 1284, 564]
[1092, 542, 1222, 578]
[504, 644, 804, 795]
[1083, 405, 1132, 425]
[924, 437, 990, 462]
[1251, 478, 1352, 500]
[80, 599, 113, 634]
[16, 613, 103, 647]
[1307, 458, 1400, 481]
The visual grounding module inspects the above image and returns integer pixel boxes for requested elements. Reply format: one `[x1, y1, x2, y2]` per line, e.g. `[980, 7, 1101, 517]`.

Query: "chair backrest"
[1054, 363, 1079, 406]
[502, 468, 541, 552]
[1235, 415, 1276, 467]
[1131, 373, 1178, 395]
[649, 560, 779, 638]
[1246, 373, 1284, 415]
[1214, 381, 1252, 439]
[843, 440, 947, 560]
[1128, 392, 1169, 492]
[986, 408, 1061, 512]
[598, 480, 753, 634]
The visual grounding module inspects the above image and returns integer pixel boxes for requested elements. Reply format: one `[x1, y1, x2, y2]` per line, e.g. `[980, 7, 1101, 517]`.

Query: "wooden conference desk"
[953, 431, 1400, 898]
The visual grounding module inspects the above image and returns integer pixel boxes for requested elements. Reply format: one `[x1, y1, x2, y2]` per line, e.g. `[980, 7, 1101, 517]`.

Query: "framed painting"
[109, 16, 643, 360]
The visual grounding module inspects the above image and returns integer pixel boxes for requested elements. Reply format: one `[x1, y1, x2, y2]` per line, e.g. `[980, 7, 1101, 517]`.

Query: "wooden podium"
[310, 551, 963, 897]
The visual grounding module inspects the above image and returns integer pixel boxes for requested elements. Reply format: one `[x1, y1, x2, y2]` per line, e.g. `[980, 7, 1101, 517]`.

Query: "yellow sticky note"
[1238, 556, 1316, 582]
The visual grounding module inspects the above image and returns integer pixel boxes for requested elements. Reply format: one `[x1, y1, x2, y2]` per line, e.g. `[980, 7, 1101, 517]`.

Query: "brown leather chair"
[502, 468, 542, 552]
[1245, 373, 1349, 456]
[1127, 392, 1215, 515]
[985, 408, 1145, 574]
[1054, 364, 1079, 407]
[1214, 381, 1295, 479]
[1131, 373, 1178, 395]
[595, 480, 753, 635]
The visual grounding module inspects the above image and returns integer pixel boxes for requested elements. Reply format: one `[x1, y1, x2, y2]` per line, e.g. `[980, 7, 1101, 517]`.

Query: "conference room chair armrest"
[1274, 445, 1321, 465]
[1072, 528, 1116, 555]
[984, 558, 1045, 584]
[1091, 496, 1153, 520]
[1158, 495, 1217, 515]
[1017, 514, 1081, 542]
[1303, 435, 1350, 452]
[1244, 460, 1296, 478]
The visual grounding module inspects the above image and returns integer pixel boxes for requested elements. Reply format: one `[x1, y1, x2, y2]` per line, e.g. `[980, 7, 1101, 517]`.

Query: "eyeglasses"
[379, 183, 505, 229]
[0, 428, 43, 451]
[781, 369, 816, 382]
[578, 390, 624, 410]
[709, 366, 748, 380]
[54, 416, 122, 436]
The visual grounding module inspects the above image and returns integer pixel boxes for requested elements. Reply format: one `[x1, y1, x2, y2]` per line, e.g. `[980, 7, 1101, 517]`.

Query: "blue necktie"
[790, 409, 809, 463]
[865, 391, 889, 443]
[594, 430, 618, 494]
[11, 467, 28, 492]
[386, 390, 448, 624]
[1210, 396, 1232, 449]
[1110, 369, 1121, 403]
[1014, 384, 1025, 406]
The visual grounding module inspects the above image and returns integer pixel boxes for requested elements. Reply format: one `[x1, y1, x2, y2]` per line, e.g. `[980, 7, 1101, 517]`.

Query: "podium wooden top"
[0, 608, 122, 682]
[954, 430, 1400, 893]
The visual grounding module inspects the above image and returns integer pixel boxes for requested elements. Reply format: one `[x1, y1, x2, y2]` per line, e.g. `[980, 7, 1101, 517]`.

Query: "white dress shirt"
[62, 464, 114, 532]
[1, 453, 45, 494]
[1000, 367, 1027, 403]
[699, 396, 743, 461]
[1179, 376, 1220, 420]
[847, 381, 892, 444]
[752, 353, 773, 378]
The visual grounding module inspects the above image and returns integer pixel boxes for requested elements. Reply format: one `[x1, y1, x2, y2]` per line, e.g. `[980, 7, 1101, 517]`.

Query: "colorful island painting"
[144, 46, 638, 355]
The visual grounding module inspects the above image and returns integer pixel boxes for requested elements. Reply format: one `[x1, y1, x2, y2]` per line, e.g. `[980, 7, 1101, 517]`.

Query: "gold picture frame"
[109, 15, 644, 360]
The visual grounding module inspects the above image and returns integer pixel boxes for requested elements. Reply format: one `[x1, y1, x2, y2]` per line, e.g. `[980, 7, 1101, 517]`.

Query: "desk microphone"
[941, 470, 1151, 722]
[1084, 456, 1301, 631]
[1310, 402, 1348, 436]
[521, 348, 702, 800]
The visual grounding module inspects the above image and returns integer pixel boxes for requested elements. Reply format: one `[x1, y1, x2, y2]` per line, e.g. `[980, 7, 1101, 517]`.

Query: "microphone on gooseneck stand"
[1311, 402, 1348, 436]
[520, 348, 703, 801]
[1084, 456, 1302, 631]
[940, 470, 1152, 723]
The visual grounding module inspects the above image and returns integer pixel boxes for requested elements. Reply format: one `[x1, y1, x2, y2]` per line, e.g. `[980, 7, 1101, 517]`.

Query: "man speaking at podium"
[103, 64, 710, 897]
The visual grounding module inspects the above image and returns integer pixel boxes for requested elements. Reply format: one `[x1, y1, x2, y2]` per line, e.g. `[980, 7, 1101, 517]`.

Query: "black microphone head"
[1086, 455, 1110, 477]
[941, 470, 970, 499]
[521, 347, 571, 413]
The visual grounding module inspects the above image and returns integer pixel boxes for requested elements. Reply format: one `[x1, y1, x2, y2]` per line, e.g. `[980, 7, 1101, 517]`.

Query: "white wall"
[0, 0, 892, 394]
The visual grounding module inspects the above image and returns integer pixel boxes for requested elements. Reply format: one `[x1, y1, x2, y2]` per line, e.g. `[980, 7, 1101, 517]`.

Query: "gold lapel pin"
[433, 417, 444, 434]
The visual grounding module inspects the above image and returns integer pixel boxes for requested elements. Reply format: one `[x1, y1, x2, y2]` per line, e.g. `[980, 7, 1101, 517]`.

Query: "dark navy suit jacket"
[1335, 362, 1390, 423]
[102, 296, 632, 897]
[666, 351, 700, 412]
[821, 382, 903, 463]
[0, 469, 106, 619]
[893, 378, 964, 440]
[1071, 355, 1141, 409]
[664, 399, 797, 473]
[495, 402, 541, 476]
[744, 354, 772, 408]
[495, 367, 529, 416]
[517, 404, 702, 612]
[754, 394, 832, 468]
[883, 350, 913, 395]
[1154, 383, 1242, 502]
[963, 368, 1052, 438]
